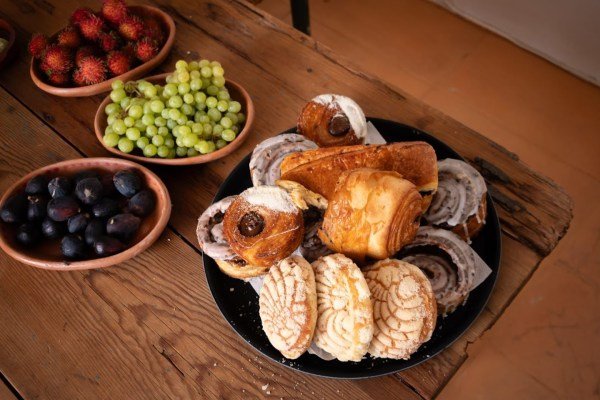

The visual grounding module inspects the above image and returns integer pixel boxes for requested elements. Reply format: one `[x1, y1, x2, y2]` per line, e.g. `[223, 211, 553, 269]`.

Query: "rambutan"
[98, 31, 121, 52]
[73, 56, 107, 86]
[56, 26, 82, 48]
[107, 50, 132, 76]
[142, 17, 165, 44]
[41, 45, 73, 74]
[78, 14, 106, 41]
[135, 37, 159, 62]
[118, 15, 144, 41]
[70, 7, 94, 25]
[28, 33, 48, 59]
[47, 71, 71, 86]
[101, 0, 128, 25]
[75, 45, 99, 67]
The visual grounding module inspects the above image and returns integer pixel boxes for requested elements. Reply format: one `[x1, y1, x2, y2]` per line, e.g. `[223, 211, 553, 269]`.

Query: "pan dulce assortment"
[197, 94, 489, 361]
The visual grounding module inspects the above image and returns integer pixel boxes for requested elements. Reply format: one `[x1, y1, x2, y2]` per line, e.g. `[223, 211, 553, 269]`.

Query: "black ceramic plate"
[203, 118, 501, 378]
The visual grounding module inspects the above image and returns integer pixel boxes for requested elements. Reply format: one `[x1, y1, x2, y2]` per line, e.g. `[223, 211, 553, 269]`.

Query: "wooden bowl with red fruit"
[30, 4, 175, 97]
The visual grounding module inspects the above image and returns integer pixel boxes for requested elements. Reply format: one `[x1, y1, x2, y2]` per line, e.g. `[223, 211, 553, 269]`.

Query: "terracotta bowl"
[30, 5, 175, 97]
[94, 73, 255, 165]
[0, 18, 16, 68]
[0, 158, 171, 271]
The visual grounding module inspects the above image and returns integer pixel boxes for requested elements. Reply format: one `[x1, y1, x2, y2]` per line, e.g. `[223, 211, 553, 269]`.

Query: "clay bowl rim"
[0, 157, 171, 271]
[0, 18, 16, 66]
[29, 5, 176, 97]
[93, 72, 255, 166]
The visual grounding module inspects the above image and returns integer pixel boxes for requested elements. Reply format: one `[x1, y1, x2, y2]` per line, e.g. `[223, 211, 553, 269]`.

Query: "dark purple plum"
[106, 213, 140, 241]
[26, 194, 48, 221]
[47, 196, 80, 222]
[84, 218, 105, 246]
[113, 170, 142, 197]
[25, 175, 49, 195]
[93, 236, 125, 257]
[61, 234, 86, 259]
[91, 198, 119, 219]
[47, 177, 72, 199]
[67, 213, 90, 234]
[41, 217, 65, 239]
[75, 177, 103, 205]
[0, 193, 27, 224]
[127, 190, 155, 217]
[16, 222, 41, 245]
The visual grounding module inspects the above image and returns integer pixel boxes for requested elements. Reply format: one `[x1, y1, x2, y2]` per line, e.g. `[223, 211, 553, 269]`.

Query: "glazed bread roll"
[297, 94, 367, 147]
[423, 159, 487, 241]
[280, 142, 438, 211]
[363, 259, 437, 359]
[259, 255, 317, 359]
[312, 254, 373, 362]
[223, 186, 304, 268]
[319, 169, 423, 262]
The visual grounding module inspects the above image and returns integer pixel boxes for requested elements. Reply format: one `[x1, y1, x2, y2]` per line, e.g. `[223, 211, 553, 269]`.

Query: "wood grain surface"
[0, 0, 572, 399]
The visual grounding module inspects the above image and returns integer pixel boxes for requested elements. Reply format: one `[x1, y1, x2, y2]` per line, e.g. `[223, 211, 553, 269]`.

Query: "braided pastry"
[363, 259, 437, 360]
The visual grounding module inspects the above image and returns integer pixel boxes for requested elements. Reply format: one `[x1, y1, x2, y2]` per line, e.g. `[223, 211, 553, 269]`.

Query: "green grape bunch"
[103, 59, 245, 159]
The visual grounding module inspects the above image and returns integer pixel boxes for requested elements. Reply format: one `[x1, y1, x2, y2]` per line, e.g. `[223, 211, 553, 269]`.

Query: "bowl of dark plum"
[0, 157, 170, 270]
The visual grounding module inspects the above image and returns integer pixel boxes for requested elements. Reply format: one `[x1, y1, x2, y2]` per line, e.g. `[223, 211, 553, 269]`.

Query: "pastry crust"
[297, 94, 367, 147]
[215, 258, 270, 280]
[312, 254, 373, 362]
[363, 259, 437, 360]
[318, 169, 423, 262]
[280, 142, 438, 211]
[259, 255, 317, 359]
[223, 186, 304, 268]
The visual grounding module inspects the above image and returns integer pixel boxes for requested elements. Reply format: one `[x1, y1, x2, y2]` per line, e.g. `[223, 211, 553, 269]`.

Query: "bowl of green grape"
[94, 59, 254, 165]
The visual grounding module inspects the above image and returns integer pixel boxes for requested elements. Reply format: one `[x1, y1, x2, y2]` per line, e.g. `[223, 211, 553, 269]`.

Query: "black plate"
[202, 118, 501, 378]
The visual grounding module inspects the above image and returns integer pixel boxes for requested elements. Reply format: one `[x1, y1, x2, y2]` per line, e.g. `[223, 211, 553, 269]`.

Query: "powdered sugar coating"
[313, 94, 367, 139]
[240, 186, 298, 213]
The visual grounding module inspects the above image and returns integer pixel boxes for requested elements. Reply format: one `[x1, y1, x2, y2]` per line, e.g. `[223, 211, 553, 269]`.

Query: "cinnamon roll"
[319, 168, 423, 263]
[197, 196, 269, 279]
[364, 259, 437, 360]
[312, 254, 373, 362]
[423, 159, 487, 241]
[297, 94, 367, 147]
[401, 226, 477, 315]
[223, 186, 304, 268]
[250, 134, 317, 187]
[259, 255, 317, 359]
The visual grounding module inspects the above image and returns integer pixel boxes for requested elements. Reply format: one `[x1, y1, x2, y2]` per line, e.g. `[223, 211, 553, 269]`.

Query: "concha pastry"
[297, 94, 367, 147]
[423, 159, 487, 242]
[363, 259, 437, 360]
[259, 255, 317, 359]
[401, 226, 476, 315]
[249, 134, 317, 187]
[312, 254, 373, 362]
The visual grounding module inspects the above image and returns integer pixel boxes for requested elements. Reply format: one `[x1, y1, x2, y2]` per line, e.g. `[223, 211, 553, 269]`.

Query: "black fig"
[41, 217, 65, 239]
[16, 222, 41, 245]
[106, 213, 140, 241]
[94, 236, 125, 257]
[127, 190, 155, 217]
[67, 213, 90, 234]
[91, 198, 119, 219]
[74, 171, 100, 185]
[85, 218, 105, 246]
[25, 175, 49, 195]
[47, 196, 80, 222]
[48, 177, 72, 198]
[75, 177, 103, 205]
[61, 234, 86, 259]
[113, 170, 142, 197]
[27, 194, 48, 221]
[0, 193, 27, 224]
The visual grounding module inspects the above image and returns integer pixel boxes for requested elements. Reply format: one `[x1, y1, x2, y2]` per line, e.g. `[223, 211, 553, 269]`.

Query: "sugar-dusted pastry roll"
[297, 94, 367, 147]
[223, 186, 304, 268]
[318, 168, 423, 262]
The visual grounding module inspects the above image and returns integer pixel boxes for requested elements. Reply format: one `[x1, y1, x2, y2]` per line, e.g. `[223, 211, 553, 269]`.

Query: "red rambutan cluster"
[29, 0, 166, 87]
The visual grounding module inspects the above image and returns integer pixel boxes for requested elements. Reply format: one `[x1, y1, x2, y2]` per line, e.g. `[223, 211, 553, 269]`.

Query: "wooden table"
[0, 1, 573, 399]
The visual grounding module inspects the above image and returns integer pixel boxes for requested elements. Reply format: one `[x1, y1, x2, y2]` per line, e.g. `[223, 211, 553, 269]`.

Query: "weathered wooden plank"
[0, 378, 19, 400]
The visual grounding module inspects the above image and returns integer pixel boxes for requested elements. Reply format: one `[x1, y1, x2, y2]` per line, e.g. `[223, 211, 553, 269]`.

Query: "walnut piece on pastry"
[423, 158, 487, 241]
[223, 186, 304, 268]
[363, 259, 437, 360]
[312, 254, 373, 362]
[259, 255, 317, 359]
[297, 94, 367, 147]
[318, 168, 423, 263]
[401, 226, 477, 315]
